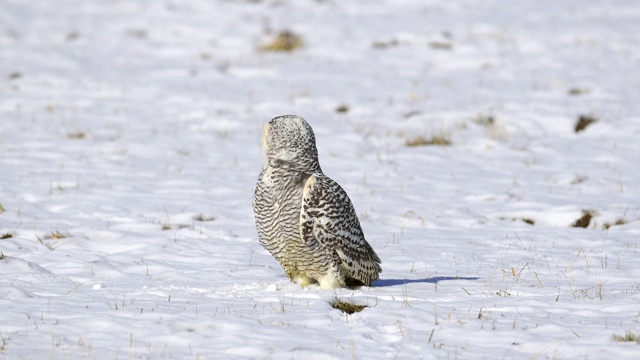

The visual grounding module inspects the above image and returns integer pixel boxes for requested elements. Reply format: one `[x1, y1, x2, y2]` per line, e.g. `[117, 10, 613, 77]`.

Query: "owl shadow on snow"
[372, 276, 479, 287]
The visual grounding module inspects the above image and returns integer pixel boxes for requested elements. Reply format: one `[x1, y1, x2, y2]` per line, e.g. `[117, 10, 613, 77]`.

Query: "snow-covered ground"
[1, 0, 639, 358]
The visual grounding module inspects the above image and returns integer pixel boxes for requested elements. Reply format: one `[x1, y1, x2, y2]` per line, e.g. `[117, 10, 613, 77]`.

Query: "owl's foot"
[289, 271, 315, 287]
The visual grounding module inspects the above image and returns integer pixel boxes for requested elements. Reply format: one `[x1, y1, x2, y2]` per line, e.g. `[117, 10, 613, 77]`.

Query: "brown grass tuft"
[332, 299, 366, 314]
[193, 214, 216, 222]
[405, 135, 451, 147]
[572, 210, 595, 228]
[604, 218, 626, 230]
[575, 115, 597, 133]
[67, 131, 87, 139]
[612, 331, 640, 343]
[429, 41, 453, 50]
[259, 30, 303, 52]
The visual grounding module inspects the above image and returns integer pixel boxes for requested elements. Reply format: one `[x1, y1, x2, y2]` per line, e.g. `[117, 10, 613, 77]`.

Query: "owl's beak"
[261, 123, 271, 162]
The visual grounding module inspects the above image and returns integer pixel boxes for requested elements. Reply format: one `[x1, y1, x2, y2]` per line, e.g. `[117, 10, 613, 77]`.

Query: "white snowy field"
[1, 0, 639, 358]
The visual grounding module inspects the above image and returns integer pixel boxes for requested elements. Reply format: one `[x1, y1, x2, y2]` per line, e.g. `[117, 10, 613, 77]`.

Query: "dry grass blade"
[45, 230, 68, 239]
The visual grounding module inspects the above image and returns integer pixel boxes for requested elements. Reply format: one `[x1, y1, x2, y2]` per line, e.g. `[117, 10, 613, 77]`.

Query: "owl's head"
[261, 115, 320, 171]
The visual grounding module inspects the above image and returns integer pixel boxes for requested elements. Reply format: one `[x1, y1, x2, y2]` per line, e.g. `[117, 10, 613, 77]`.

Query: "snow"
[1, 0, 639, 358]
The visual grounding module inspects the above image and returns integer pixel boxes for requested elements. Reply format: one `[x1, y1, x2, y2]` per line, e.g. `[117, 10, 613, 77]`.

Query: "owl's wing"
[300, 174, 381, 286]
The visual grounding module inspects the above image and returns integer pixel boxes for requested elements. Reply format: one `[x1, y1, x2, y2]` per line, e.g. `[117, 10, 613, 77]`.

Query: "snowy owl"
[253, 115, 382, 289]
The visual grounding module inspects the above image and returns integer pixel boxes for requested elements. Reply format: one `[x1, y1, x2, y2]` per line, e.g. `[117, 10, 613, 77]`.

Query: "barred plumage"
[253, 115, 381, 289]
